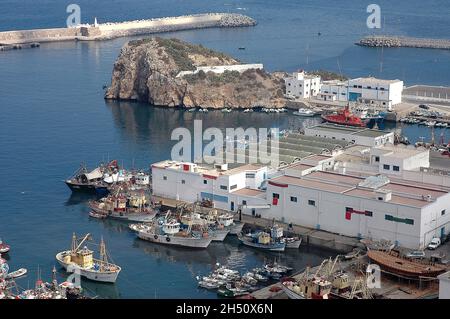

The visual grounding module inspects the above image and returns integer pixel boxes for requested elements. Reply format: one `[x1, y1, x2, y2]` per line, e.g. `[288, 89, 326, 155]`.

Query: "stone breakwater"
[0, 13, 256, 45]
[357, 35, 450, 50]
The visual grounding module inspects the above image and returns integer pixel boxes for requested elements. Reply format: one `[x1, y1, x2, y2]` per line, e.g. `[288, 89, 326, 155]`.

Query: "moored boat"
[281, 274, 332, 299]
[321, 105, 366, 127]
[293, 108, 317, 117]
[238, 231, 286, 251]
[6, 268, 27, 279]
[64, 160, 119, 193]
[88, 189, 157, 222]
[0, 239, 10, 254]
[56, 233, 121, 283]
[130, 212, 213, 249]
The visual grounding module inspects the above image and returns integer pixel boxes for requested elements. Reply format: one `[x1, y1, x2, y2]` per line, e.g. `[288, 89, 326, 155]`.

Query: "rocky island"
[105, 37, 287, 109]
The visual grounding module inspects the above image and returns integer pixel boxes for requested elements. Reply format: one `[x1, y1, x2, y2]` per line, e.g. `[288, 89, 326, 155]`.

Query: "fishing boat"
[367, 249, 446, 278]
[199, 108, 209, 113]
[281, 273, 332, 299]
[64, 160, 119, 193]
[238, 231, 286, 251]
[282, 236, 302, 248]
[221, 108, 232, 113]
[187, 108, 196, 112]
[55, 233, 121, 283]
[6, 268, 27, 279]
[130, 212, 213, 248]
[216, 212, 244, 235]
[88, 188, 157, 222]
[0, 239, 10, 254]
[243, 108, 253, 113]
[321, 105, 366, 127]
[293, 108, 317, 117]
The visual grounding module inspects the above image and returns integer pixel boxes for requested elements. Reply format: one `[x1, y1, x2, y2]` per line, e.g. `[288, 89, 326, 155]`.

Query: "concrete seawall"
[357, 35, 450, 50]
[0, 13, 256, 45]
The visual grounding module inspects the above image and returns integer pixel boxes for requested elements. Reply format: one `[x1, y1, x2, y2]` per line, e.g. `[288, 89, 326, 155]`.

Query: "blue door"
[230, 201, 234, 211]
[441, 227, 446, 239]
[348, 92, 361, 101]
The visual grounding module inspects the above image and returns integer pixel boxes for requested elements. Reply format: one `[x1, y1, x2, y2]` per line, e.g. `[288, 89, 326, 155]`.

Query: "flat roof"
[374, 145, 428, 158]
[270, 175, 353, 193]
[351, 77, 402, 85]
[307, 123, 390, 138]
[268, 170, 449, 208]
[232, 188, 266, 197]
[284, 163, 314, 171]
[152, 161, 262, 178]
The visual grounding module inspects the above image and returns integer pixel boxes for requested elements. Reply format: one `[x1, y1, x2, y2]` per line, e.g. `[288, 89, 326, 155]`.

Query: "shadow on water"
[65, 193, 98, 206]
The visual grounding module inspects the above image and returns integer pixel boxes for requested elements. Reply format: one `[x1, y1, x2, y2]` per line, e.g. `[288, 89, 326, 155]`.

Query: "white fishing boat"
[6, 268, 27, 279]
[130, 212, 213, 248]
[187, 108, 196, 112]
[199, 108, 209, 113]
[56, 233, 121, 283]
[221, 108, 232, 113]
[243, 108, 253, 113]
[0, 238, 10, 254]
[293, 108, 317, 117]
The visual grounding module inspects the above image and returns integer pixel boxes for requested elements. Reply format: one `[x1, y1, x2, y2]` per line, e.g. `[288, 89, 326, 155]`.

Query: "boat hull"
[137, 232, 212, 248]
[367, 250, 446, 278]
[228, 222, 245, 235]
[90, 205, 157, 222]
[65, 181, 97, 193]
[55, 252, 120, 283]
[281, 285, 305, 299]
[285, 238, 302, 249]
[209, 229, 230, 242]
[238, 236, 286, 251]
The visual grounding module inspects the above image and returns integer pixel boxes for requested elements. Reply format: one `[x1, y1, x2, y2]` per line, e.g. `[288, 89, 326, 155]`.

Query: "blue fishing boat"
[238, 231, 286, 251]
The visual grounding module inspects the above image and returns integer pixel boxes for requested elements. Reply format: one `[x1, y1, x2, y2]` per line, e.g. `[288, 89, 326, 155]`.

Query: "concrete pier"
[0, 13, 256, 46]
[357, 35, 450, 50]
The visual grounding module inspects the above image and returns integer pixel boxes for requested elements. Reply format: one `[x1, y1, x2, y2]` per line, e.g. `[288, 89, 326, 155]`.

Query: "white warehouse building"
[264, 168, 450, 250]
[284, 71, 321, 99]
[319, 77, 404, 110]
[151, 161, 269, 213]
[304, 123, 395, 147]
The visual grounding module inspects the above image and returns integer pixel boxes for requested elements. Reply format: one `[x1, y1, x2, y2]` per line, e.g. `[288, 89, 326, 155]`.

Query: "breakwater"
[0, 13, 256, 45]
[357, 35, 450, 50]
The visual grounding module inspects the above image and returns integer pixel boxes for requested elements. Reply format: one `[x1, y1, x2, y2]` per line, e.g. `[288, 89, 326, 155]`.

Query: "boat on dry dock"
[130, 212, 213, 248]
[367, 249, 447, 278]
[56, 233, 121, 283]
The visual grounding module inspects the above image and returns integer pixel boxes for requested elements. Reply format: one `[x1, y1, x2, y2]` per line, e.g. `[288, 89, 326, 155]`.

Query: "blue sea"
[0, 0, 449, 298]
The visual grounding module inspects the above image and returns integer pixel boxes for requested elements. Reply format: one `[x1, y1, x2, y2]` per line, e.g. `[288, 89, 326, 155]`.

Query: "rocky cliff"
[105, 37, 286, 108]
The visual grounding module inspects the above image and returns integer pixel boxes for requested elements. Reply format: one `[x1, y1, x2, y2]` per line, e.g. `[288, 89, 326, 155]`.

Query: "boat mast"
[99, 237, 108, 269]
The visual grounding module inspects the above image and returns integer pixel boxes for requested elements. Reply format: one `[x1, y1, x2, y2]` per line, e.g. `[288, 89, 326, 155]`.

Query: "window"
[367, 86, 372, 89]
[273, 193, 280, 199]
[393, 166, 400, 172]
[203, 179, 208, 185]
[308, 200, 316, 206]
[246, 173, 255, 178]
[385, 214, 414, 225]
[383, 164, 390, 170]
[353, 85, 357, 88]
[365, 211, 373, 217]
[163, 176, 167, 180]
[242, 200, 247, 205]
[442, 210, 446, 216]
[380, 87, 385, 91]
[230, 184, 237, 190]
[220, 185, 227, 190]
[181, 180, 185, 184]
[375, 156, 380, 162]
[290, 196, 297, 202]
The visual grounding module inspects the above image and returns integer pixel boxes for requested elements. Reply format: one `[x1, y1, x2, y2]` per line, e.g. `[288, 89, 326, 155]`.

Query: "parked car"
[419, 104, 430, 110]
[427, 237, 441, 250]
[405, 250, 425, 259]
